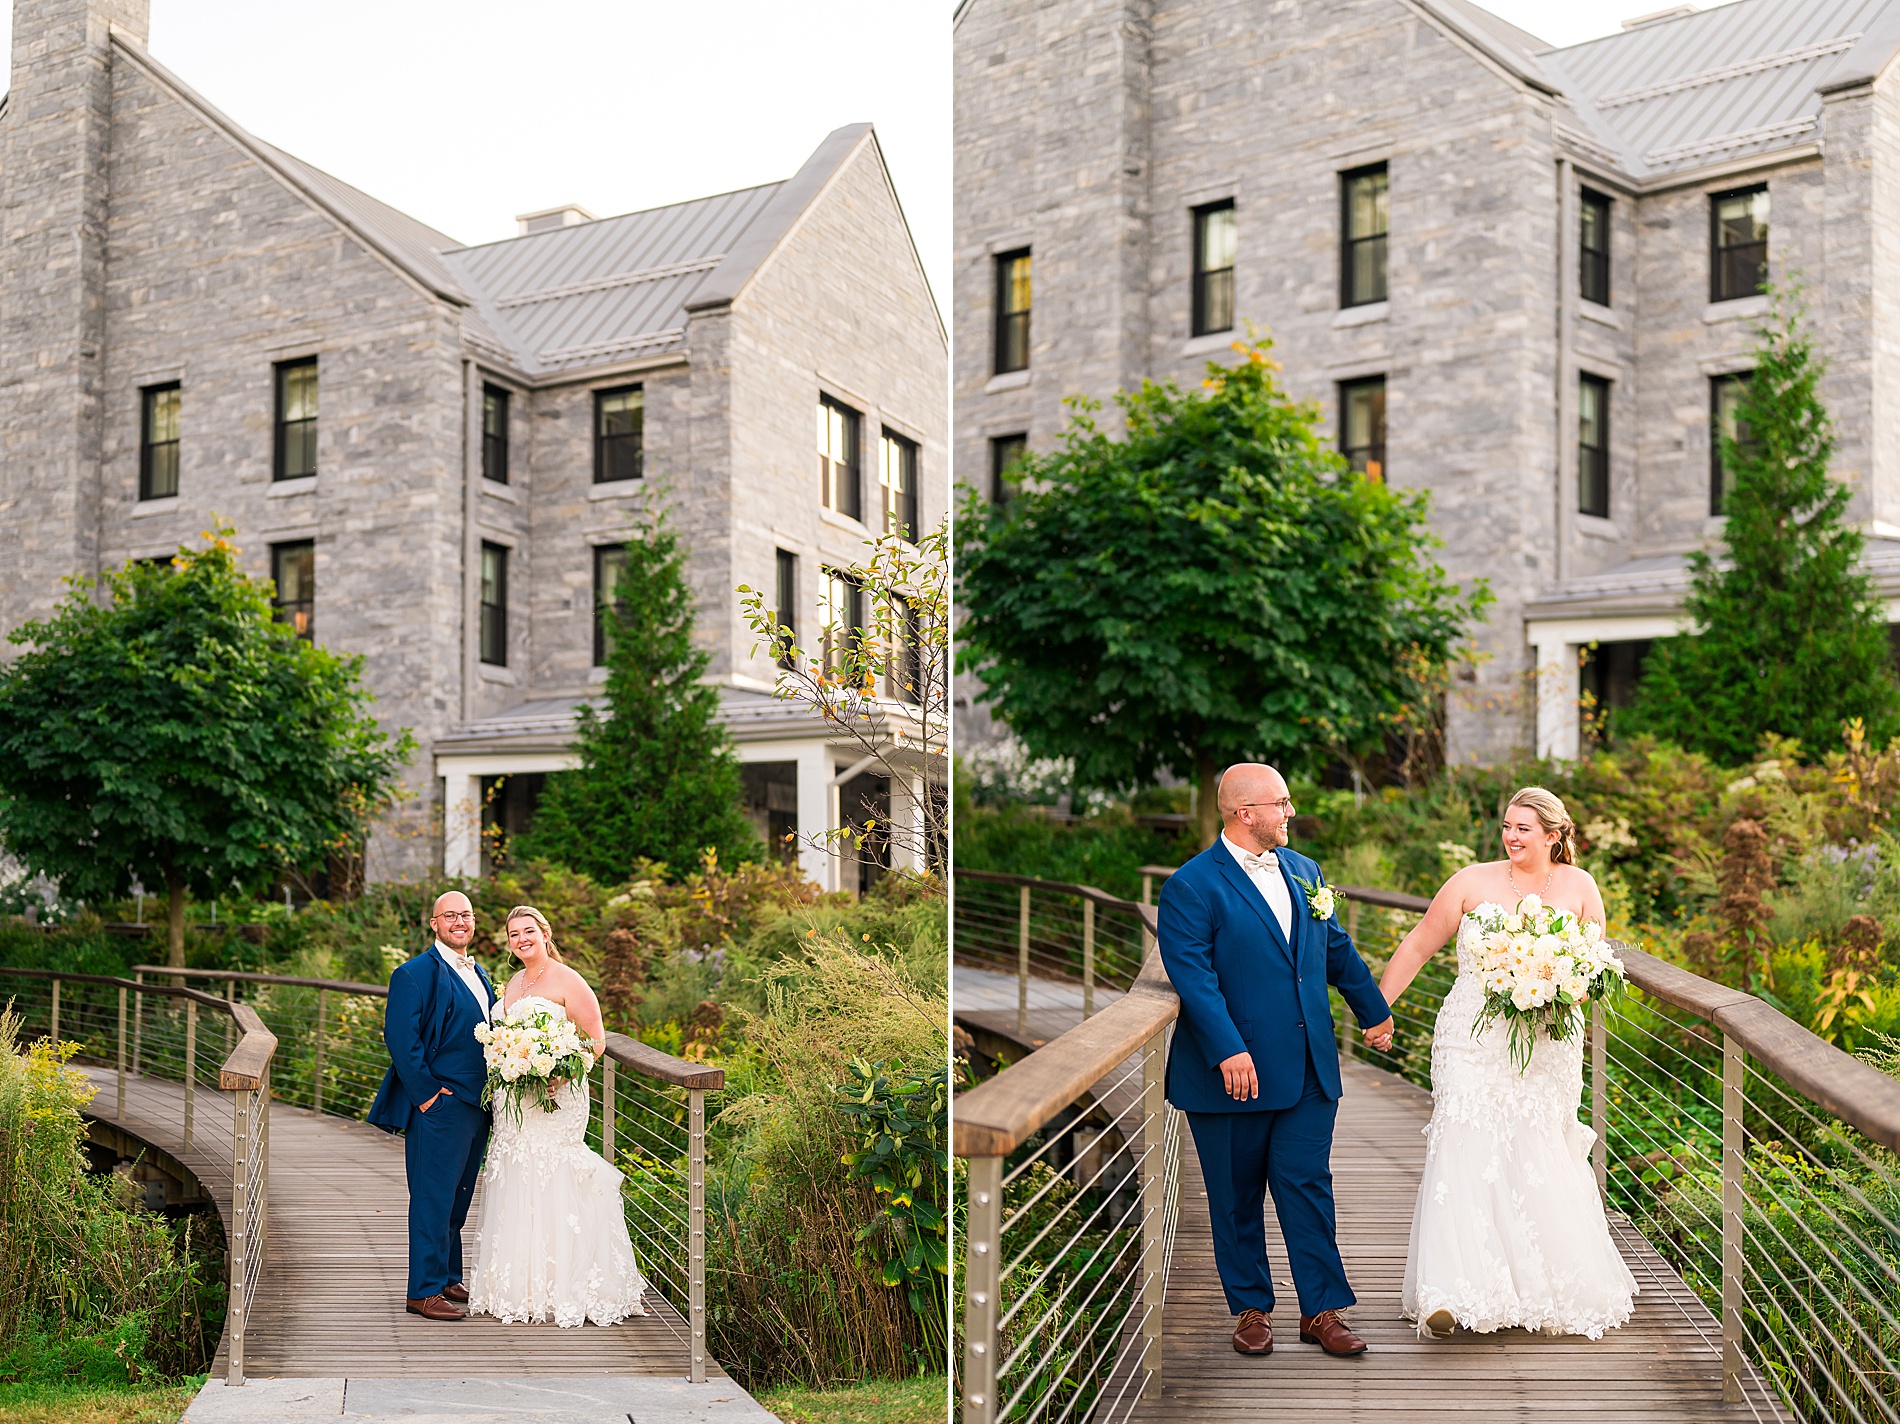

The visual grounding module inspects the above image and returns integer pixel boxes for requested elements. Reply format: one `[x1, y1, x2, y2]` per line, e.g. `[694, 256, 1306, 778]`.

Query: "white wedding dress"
[1402, 911, 1638, 1338]
[466, 997, 649, 1327]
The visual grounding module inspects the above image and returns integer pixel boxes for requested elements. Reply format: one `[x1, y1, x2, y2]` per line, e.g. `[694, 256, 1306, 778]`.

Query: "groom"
[1156, 763, 1393, 1359]
[368, 889, 496, 1322]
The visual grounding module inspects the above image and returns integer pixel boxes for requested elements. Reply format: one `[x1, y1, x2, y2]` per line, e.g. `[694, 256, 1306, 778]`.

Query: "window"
[594, 385, 643, 483]
[1580, 188, 1611, 306]
[480, 542, 508, 666]
[1711, 372, 1752, 515]
[822, 567, 864, 676]
[1578, 374, 1611, 519]
[886, 594, 923, 705]
[593, 543, 627, 666]
[1192, 200, 1237, 336]
[482, 384, 510, 484]
[880, 429, 919, 540]
[1711, 185, 1768, 302]
[1341, 164, 1389, 307]
[994, 248, 1031, 374]
[774, 549, 798, 669]
[990, 433, 1027, 505]
[818, 395, 862, 520]
[1339, 376, 1386, 481]
[274, 358, 317, 480]
[741, 762, 799, 864]
[139, 383, 180, 501]
[271, 540, 314, 642]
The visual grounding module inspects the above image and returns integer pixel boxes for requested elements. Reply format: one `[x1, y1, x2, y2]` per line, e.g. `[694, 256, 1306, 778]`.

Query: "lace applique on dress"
[1400, 915, 1638, 1339]
[466, 996, 649, 1328]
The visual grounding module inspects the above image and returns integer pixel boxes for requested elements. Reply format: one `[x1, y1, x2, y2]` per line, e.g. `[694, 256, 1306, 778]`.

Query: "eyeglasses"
[434, 911, 475, 923]
[1236, 799, 1296, 815]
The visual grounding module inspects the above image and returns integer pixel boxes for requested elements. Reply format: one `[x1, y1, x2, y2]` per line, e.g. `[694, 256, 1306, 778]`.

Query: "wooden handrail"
[955, 871, 1900, 1156]
[133, 964, 389, 996]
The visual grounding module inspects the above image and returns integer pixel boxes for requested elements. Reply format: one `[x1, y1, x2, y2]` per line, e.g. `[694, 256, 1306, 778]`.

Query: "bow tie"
[1239, 850, 1279, 875]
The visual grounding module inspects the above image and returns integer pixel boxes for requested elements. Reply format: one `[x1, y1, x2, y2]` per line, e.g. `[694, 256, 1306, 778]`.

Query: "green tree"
[0, 528, 413, 967]
[518, 508, 759, 880]
[1626, 289, 1900, 763]
[957, 340, 1490, 846]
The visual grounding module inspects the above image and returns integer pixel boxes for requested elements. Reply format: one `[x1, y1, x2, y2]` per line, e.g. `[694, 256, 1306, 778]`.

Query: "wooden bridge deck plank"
[1129, 1058, 1789, 1423]
[81, 1068, 707, 1380]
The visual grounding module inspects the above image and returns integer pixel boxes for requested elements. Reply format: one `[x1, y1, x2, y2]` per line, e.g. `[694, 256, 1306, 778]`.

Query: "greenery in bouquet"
[1467, 894, 1627, 1072]
[475, 1001, 596, 1124]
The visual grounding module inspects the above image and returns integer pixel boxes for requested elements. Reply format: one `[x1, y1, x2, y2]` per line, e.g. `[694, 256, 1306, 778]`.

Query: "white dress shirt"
[436, 940, 492, 1024]
[1222, 832, 1294, 940]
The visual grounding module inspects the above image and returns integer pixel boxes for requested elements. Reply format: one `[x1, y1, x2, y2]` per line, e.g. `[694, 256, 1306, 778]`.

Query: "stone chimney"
[0, 0, 151, 635]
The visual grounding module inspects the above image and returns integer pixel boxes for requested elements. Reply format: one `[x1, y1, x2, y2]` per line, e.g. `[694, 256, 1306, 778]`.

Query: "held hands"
[1362, 1017, 1396, 1053]
[1218, 1051, 1259, 1101]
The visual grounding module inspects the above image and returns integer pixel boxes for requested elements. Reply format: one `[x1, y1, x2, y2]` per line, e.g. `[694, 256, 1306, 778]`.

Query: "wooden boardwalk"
[1133, 1058, 1789, 1423]
[79, 1067, 707, 1379]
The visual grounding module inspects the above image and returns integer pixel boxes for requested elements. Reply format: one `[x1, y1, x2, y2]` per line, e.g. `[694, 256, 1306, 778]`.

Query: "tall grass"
[0, 1009, 222, 1385]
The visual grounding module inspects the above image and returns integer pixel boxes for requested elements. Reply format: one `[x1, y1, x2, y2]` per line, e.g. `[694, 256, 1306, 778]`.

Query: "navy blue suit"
[1157, 839, 1389, 1318]
[368, 944, 495, 1301]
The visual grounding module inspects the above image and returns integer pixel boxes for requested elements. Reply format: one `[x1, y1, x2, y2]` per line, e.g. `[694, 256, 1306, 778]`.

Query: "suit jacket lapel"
[1211, 839, 1295, 967]
[1279, 858, 1307, 964]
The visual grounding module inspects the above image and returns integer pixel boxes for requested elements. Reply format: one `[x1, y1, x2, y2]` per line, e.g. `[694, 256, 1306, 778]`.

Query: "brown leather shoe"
[405, 1294, 467, 1321]
[1231, 1307, 1272, 1355]
[1299, 1309, 1367, 1355]
[443, 1281, 470, 1304]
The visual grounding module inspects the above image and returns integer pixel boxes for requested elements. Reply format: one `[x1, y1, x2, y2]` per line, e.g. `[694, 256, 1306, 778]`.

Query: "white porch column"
[794, 741, 834, 892]
[1531, 632, 1581, 762]
[442, 772, 481, 878]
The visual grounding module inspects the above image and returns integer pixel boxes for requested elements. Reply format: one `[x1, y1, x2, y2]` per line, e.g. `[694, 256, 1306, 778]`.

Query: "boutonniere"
[1290, 873, 1339, 921]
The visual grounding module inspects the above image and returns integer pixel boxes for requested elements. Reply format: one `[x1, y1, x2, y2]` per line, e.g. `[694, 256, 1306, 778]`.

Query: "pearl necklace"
[1508, 860, 1556, 902]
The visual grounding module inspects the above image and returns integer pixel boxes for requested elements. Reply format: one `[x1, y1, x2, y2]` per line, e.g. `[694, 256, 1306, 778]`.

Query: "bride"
[466, 904, 649, 1327]
[1371, 787, 1637, 1340]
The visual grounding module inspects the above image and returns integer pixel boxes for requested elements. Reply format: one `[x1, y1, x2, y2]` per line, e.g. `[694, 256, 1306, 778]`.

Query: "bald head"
[1218, 763, 1294, 853]
[430, 890, 475, 950]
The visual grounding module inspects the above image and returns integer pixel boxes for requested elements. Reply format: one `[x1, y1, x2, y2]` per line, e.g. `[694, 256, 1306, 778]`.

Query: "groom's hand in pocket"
[1218, 1052, 1259, 1101]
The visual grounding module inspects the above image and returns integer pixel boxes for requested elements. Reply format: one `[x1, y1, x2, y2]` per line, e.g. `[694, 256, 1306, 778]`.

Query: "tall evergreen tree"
[1626, 289, 1900, 762]
[517, 512, 759, 880]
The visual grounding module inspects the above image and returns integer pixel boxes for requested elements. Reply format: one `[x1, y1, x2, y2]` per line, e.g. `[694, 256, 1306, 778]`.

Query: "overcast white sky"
[0, 0, 951, 299]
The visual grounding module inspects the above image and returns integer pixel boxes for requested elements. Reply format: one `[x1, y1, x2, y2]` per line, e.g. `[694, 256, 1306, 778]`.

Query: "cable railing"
[955, 870, 1153, 1033]
[1125, 865, 1900, 1424]
[0, 966, 275, 1386]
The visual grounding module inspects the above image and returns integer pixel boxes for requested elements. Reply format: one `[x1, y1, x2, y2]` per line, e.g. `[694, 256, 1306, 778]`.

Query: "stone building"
[0, 0, 946, 889]
[954, 0, 1900, 766]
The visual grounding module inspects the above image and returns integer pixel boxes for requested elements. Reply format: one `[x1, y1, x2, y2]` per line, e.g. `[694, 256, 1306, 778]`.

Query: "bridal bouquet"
[473, 1000, 596, 1123]
[1467, 894, 1626, 1072]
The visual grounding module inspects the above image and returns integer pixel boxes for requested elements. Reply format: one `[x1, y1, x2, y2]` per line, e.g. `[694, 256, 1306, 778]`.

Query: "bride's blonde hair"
[504, 904, 563, 962]
[1505, 787, 1578, 867]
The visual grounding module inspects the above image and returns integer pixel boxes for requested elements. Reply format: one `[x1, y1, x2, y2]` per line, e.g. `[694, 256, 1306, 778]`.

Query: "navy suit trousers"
[404, 1091, 488, 1300]
[1185, 1054, 1353, 1318]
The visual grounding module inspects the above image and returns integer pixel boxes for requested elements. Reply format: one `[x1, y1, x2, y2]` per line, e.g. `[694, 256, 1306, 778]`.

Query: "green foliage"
[952, 799, 1193, 903]
[517, 507, 759, 881]
[0, 527, 412, 966]
[755, 1374, 947, 1424]
[834, 1059, 949, 1342]
[0, 1012, 221, 1384]
[956, 338, 1489, 840]
[1627, 288, 1900, 762]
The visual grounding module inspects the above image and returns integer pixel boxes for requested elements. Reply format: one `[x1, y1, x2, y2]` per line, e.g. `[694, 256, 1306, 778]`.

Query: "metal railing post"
[225, 979, 235, 1060]
[312, 988, 326, 1116]
[1140, 873, 1156, 955]
[962, 1154, 1002, 1424]
[183, 1000, 197, 1150]
[116, 987, 127, 1121]
[228, 1083, 251, 1386]
[1721, 1033, 1743, 1403]
[1082, 897, 1095, 1019]
[1591, 1002, 1607, 1198]
[688, 1085, 707, 1384]
[48, 976, 58, 1044]
[600, 1055, 615, 1165]
[132, 971, 143, 1075]
[1139, 1030, 1168, 1399]
[1017, 885, 1030, 1036]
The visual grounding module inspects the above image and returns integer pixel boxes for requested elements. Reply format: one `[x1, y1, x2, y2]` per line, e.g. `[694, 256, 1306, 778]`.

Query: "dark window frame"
[592, 543, 627, 667]
[774, 548, 798, 671]
[1340, 164, 1390, 308]
[482, 383, 511, 485]
[1580, 188, 1612, 307]
[271, 539, 315, 642]
[818, 394, 863, 521]
[823, 566, 865, 675]
[273, 356, 318, 481]
[1192, 199, 1237, 337]
[1338, 375, 1387, 481]
[990, 433, 1027, 506]
[1710, 184, 1769, 303]
[479, 541, 509, 667]
[880, 427, 920, 541]
[1710, 371, 1752, 516]
[994, 248, 1032, 374]
[1578, 372, 1611, 519]
[139, 382, 181, 501]
[593, 384, 644, 484]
